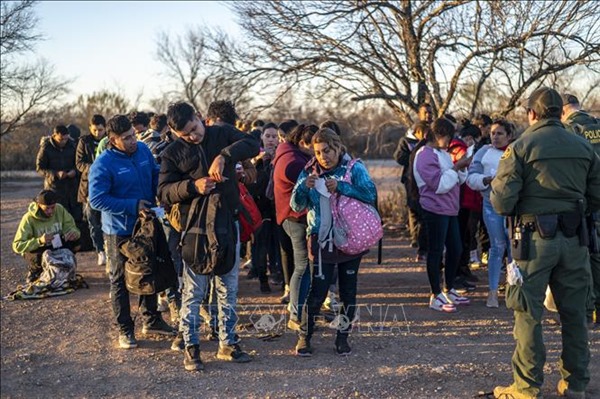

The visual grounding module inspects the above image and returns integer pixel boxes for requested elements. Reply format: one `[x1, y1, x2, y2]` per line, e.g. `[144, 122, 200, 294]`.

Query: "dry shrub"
[378, 185, 407, 225]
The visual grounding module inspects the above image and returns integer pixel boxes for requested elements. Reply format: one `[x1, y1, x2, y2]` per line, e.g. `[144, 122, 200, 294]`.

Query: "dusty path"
[1, 174, 598, 399]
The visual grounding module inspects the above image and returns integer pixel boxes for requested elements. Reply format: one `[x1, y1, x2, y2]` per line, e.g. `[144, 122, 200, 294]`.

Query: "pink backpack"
[330, 159, 383, 255]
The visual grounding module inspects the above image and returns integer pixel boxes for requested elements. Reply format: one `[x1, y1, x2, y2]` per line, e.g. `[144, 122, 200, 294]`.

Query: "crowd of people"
[10, 88, 600, 398]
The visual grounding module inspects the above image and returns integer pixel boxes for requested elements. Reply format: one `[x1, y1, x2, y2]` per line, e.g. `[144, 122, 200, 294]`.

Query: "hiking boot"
[487, 290, 499, 308]
[445, 288, 471, 306]
[142, 317, 176, 336]
[171, 332, 184, 352]
[557, 379, 586, 398]
[118, 332, 138, 349]
[429, 293, 457, 313]
[183, 344, 204, 371]
[493, 384, 542, 398]
[295, 337, 312, 357]
[260, 280, 272, 293]
[279, 285, 290, 304]
[217, 344, 252, 363]
[168, 300, 181, 325]
[335, 335, 352, 356]
[97, 251, 107, 266]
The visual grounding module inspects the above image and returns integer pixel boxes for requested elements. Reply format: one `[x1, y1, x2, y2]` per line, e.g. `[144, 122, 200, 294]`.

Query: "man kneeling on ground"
[12, 189, 81, 283]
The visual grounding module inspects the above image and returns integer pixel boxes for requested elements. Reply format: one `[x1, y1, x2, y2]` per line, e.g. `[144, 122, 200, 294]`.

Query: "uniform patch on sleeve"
[500, 146, 512, 160]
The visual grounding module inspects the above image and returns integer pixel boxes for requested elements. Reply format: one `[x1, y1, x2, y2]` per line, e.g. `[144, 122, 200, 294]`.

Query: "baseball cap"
[561, 93, 579, 105]
[527, 87, 563, 115]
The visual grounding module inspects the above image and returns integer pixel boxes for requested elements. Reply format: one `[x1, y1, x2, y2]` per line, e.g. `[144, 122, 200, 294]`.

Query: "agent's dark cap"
[528, 87, 563, 115]
[35, 190, 58, 205]
[561, 93, 579, 106]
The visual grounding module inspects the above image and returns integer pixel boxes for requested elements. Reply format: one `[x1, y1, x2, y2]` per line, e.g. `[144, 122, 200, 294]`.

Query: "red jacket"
[448, 138, 482, 212]
[272, 142, 311, 225]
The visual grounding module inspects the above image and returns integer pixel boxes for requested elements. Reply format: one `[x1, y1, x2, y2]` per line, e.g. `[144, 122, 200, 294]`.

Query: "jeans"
[179, 223, 241, 346]
[300, 257, 362, 339]
[282, 218, 310, 321]
[84, 202, 104, 253]
[482, 197, 511, 291]
[104, 234, 159, 334]
[422, 210, 462, 295]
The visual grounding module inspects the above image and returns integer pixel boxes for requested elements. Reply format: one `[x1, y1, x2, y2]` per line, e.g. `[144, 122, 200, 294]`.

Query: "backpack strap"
[179, 195, 208, 246]
[342, 158, 359, 183]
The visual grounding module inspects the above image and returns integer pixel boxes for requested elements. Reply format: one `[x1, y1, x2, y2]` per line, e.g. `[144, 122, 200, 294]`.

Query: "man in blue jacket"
[89, 114, 174, 349]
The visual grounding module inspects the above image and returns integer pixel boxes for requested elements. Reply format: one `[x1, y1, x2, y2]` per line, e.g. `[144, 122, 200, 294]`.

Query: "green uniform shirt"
[563, 110, 600, 155]
[490, 118, 600, 216]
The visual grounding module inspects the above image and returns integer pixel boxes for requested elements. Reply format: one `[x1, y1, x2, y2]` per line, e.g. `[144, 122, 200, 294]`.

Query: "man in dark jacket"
[159, 101, 259, 371]
[76, 114, 107, 266]
[36, 125, 81, 222]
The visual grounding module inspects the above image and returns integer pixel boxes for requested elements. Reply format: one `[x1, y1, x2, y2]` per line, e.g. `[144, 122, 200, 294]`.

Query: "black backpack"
[179, 187, 237, 276]
[119, 211, 178, 295]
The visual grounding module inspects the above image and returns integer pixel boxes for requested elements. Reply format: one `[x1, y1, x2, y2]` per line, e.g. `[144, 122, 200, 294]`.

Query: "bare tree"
[156, 27, 256, 114]
[1, 0, 70, 136]
[231, 1, 600, 125]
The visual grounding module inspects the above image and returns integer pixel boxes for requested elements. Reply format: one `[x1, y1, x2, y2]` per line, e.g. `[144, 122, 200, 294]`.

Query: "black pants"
[457, 208, 480, 277]
[422, 210, 462, 295]
[104, 234, 159, 334]
[278, 223, 295, 286]
[408, 204, 428, 255]
[300, 257, 361, 339]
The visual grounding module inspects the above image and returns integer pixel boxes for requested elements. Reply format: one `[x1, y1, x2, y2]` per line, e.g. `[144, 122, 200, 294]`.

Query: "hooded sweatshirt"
[12, 202, 80, 254]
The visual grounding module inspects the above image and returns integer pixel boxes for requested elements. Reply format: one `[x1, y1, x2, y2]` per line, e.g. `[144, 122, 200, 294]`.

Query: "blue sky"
[32, 1, 240, 107]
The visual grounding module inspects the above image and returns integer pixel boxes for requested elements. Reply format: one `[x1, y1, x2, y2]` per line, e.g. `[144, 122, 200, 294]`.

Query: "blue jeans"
[179, 223, 241, 346]
[282, 218, 310, 322]
[84, 202, 104, 252]
[104, 234, 159, 334]
[422, 210, 462, 295]
[482, 197, 512, 291]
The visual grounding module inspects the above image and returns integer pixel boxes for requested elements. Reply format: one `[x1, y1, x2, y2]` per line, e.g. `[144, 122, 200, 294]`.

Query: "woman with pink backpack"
[290, 128, 378, 357]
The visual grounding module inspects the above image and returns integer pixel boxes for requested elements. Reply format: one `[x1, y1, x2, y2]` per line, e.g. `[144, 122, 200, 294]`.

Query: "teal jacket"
[291, 156, 377, 236]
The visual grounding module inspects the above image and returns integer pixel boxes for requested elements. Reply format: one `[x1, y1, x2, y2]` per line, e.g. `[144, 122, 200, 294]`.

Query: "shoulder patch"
[500, 146, 512, 160]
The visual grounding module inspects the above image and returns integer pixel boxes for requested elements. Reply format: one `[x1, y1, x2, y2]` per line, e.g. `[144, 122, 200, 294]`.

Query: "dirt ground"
[1, 169, 598, 399]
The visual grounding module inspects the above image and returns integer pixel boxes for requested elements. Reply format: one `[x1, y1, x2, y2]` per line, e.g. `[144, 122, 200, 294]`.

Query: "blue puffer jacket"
[291, 155, 377, 237]
[89, 143, 159, 235]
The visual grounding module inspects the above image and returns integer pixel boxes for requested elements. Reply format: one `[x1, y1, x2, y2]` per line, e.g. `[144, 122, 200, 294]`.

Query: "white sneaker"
[97, 251, 107, 266]
[444, 288, 471, 306]
[429, 293, 456, 313]
[486, 290, 499, 308]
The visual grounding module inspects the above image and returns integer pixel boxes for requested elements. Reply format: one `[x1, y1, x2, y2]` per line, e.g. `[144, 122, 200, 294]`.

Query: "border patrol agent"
[490, 87, 600, 399]
[562, 93, 600, 328]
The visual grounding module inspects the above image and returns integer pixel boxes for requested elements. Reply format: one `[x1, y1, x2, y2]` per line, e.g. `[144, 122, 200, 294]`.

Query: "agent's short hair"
[129, 111, 150, 127]
[106, 115, 132, 136]
[167, 101, 196, 132]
